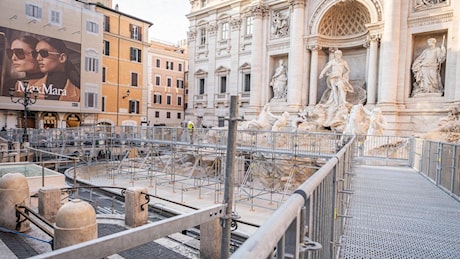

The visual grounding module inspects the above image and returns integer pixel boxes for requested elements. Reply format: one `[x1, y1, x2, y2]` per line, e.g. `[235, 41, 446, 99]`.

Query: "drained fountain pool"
[0, 163, 66, 194]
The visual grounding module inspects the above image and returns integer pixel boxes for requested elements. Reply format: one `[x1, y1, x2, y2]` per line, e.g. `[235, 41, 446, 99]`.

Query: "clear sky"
[112, 0, 191, 44]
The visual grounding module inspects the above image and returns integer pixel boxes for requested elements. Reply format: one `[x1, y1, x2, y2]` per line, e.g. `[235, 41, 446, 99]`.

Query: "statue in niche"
[319, 49, 354, 107]
[272, 12, 289, 37]
[269, 59, 288, 101]
[411, 36, 446, 96]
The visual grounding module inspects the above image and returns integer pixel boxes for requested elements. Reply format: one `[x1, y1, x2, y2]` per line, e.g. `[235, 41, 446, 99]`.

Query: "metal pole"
[221, 95, 238, 258]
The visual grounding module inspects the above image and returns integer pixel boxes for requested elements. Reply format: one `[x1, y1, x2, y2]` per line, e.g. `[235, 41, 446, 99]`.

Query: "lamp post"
[10, 80, 39, 143]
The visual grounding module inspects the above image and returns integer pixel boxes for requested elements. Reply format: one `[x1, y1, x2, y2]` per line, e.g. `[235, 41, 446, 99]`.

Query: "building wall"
[0, 0, 102, 129]
[96, 4, 152, 126]
[185, 0, 460, 136]
[148, 40, 188, 126]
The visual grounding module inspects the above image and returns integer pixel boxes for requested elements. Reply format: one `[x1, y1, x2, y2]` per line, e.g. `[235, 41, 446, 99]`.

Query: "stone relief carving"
[411, 36, 446, 97]
[272, 11, 289, 38]
[414, 0, 447, 10]
[269, 59, 288, 102]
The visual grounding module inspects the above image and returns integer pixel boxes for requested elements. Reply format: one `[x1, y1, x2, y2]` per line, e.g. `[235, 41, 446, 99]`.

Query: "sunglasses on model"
[32, 49, 61, 58]
[6, 48, 29, 59]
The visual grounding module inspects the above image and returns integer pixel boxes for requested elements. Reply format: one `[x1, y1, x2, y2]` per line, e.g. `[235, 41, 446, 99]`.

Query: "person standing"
[187, 121, 195, 144]
[411, 36, 446, 96]
[319, 49, 354, 107]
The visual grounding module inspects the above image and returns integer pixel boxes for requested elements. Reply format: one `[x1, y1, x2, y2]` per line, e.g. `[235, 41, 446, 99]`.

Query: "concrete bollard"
[0, 173, 30, 232]
[38, 187, 62, 222]
[125, 187, 148, 227]
[54, 199, 97, 249]
[200, 218, 222, 259]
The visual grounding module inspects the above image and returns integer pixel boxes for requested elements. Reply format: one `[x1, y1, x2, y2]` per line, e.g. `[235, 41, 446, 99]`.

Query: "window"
[156, 59, 160, 68]
[154, 94, 162, 104]
[86, 21, 99, 34]
[178, 63, 182, 72]
[25, 4, 42, 19]
[85, 92, 97, 108]
[200, 28, 207, 45]
[130, 47, 141, 62]
[177, 112, 181, 119]
[103, 40, 110, 56]
[167, 95, 172, 105]
[131, 72, 138, 86]
[130, 24, 142, 41]
[102, 67, 106, 82]
[104, 15, 110, 32]
[201, 0, 206, 8]
[85, 57, 99, 72]
[167, 78, 172, 87]
[155, 76, 161, 86]
[155, 111, 160, 118]
[177, 96, 182, 106]
[245, 16, 254, 35]
[101, 96, 106, 112]
[244, 73, 251, 92]
[50, 10, 60, 25]
[166, 112, 171, 119]
[129, 100, 140, 114]
[218, 116, 225, 127]
[220, 76, 227, 93]
[177, 79, 184, 89]
[221, 22, 229, 40]
[166, 61, 174, 70]
[199, 78, 205, 94]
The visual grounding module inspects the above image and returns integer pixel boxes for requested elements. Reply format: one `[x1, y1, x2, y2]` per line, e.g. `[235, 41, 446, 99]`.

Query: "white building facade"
[185, 0, 460, 135]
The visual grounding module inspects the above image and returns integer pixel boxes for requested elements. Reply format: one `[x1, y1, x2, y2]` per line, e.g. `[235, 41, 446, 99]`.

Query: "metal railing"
[231, 135, 355, 259]
[412, 138, 460, 201]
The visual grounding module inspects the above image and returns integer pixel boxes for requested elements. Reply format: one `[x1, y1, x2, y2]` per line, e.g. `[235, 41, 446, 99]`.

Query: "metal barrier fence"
[412, 138, 460, 201]
[231, 136, 355, 259]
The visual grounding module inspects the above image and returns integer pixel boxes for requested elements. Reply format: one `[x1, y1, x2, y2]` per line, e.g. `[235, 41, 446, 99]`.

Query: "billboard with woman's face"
[0, 26, 81, 102]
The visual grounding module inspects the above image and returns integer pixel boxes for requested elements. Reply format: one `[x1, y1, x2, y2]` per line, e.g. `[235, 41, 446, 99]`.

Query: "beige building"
[0, 0, 102, 129]
[94, 1, 152, 127]
[148, 40, 188, 126]
[185, 0, 460, 136]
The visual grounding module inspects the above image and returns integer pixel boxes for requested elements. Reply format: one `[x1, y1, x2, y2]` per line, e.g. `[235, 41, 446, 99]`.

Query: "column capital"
[250, 3, 268, 18]
[364, 34, 381, 48]
[289, 0, 305, 8]
[307, 45, 322, 52]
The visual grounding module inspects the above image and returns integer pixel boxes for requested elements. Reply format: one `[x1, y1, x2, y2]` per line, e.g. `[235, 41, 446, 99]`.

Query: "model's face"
[8, 40, 40, 73]
[35, 41, 66, 73]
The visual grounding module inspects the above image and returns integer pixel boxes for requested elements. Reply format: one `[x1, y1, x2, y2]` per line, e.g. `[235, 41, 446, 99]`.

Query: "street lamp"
[9, 79, 39, 143]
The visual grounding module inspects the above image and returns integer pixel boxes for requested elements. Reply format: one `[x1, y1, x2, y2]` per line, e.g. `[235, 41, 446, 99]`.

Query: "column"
[249, 3, 266, 108]
[287, 0, 305, 107]
[302, 48, 311, 106]
[366, 35, 380, 105]
[379, 0, 401, 104]
[308, 46, 321, 106]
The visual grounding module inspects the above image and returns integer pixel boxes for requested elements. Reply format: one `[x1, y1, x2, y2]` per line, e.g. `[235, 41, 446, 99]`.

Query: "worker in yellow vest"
[187, 121, 195, 144]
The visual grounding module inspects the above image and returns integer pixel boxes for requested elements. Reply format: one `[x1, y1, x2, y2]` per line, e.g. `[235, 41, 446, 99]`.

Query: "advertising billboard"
[0, 26, 81, 102]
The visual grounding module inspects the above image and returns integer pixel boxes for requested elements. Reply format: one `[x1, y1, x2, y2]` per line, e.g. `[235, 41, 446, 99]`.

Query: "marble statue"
[411, 36, 446, 96]
[270, 59, 288, 101]
[244, 103, 272, 131]
[367, 108, 386, 136]
[270, 111, 290, 132]
[343, 104, 370, 136]
[319, 49, 354, 107]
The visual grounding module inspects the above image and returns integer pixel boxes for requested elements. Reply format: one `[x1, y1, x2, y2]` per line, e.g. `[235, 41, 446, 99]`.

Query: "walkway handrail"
[231, 136, 355, 259]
